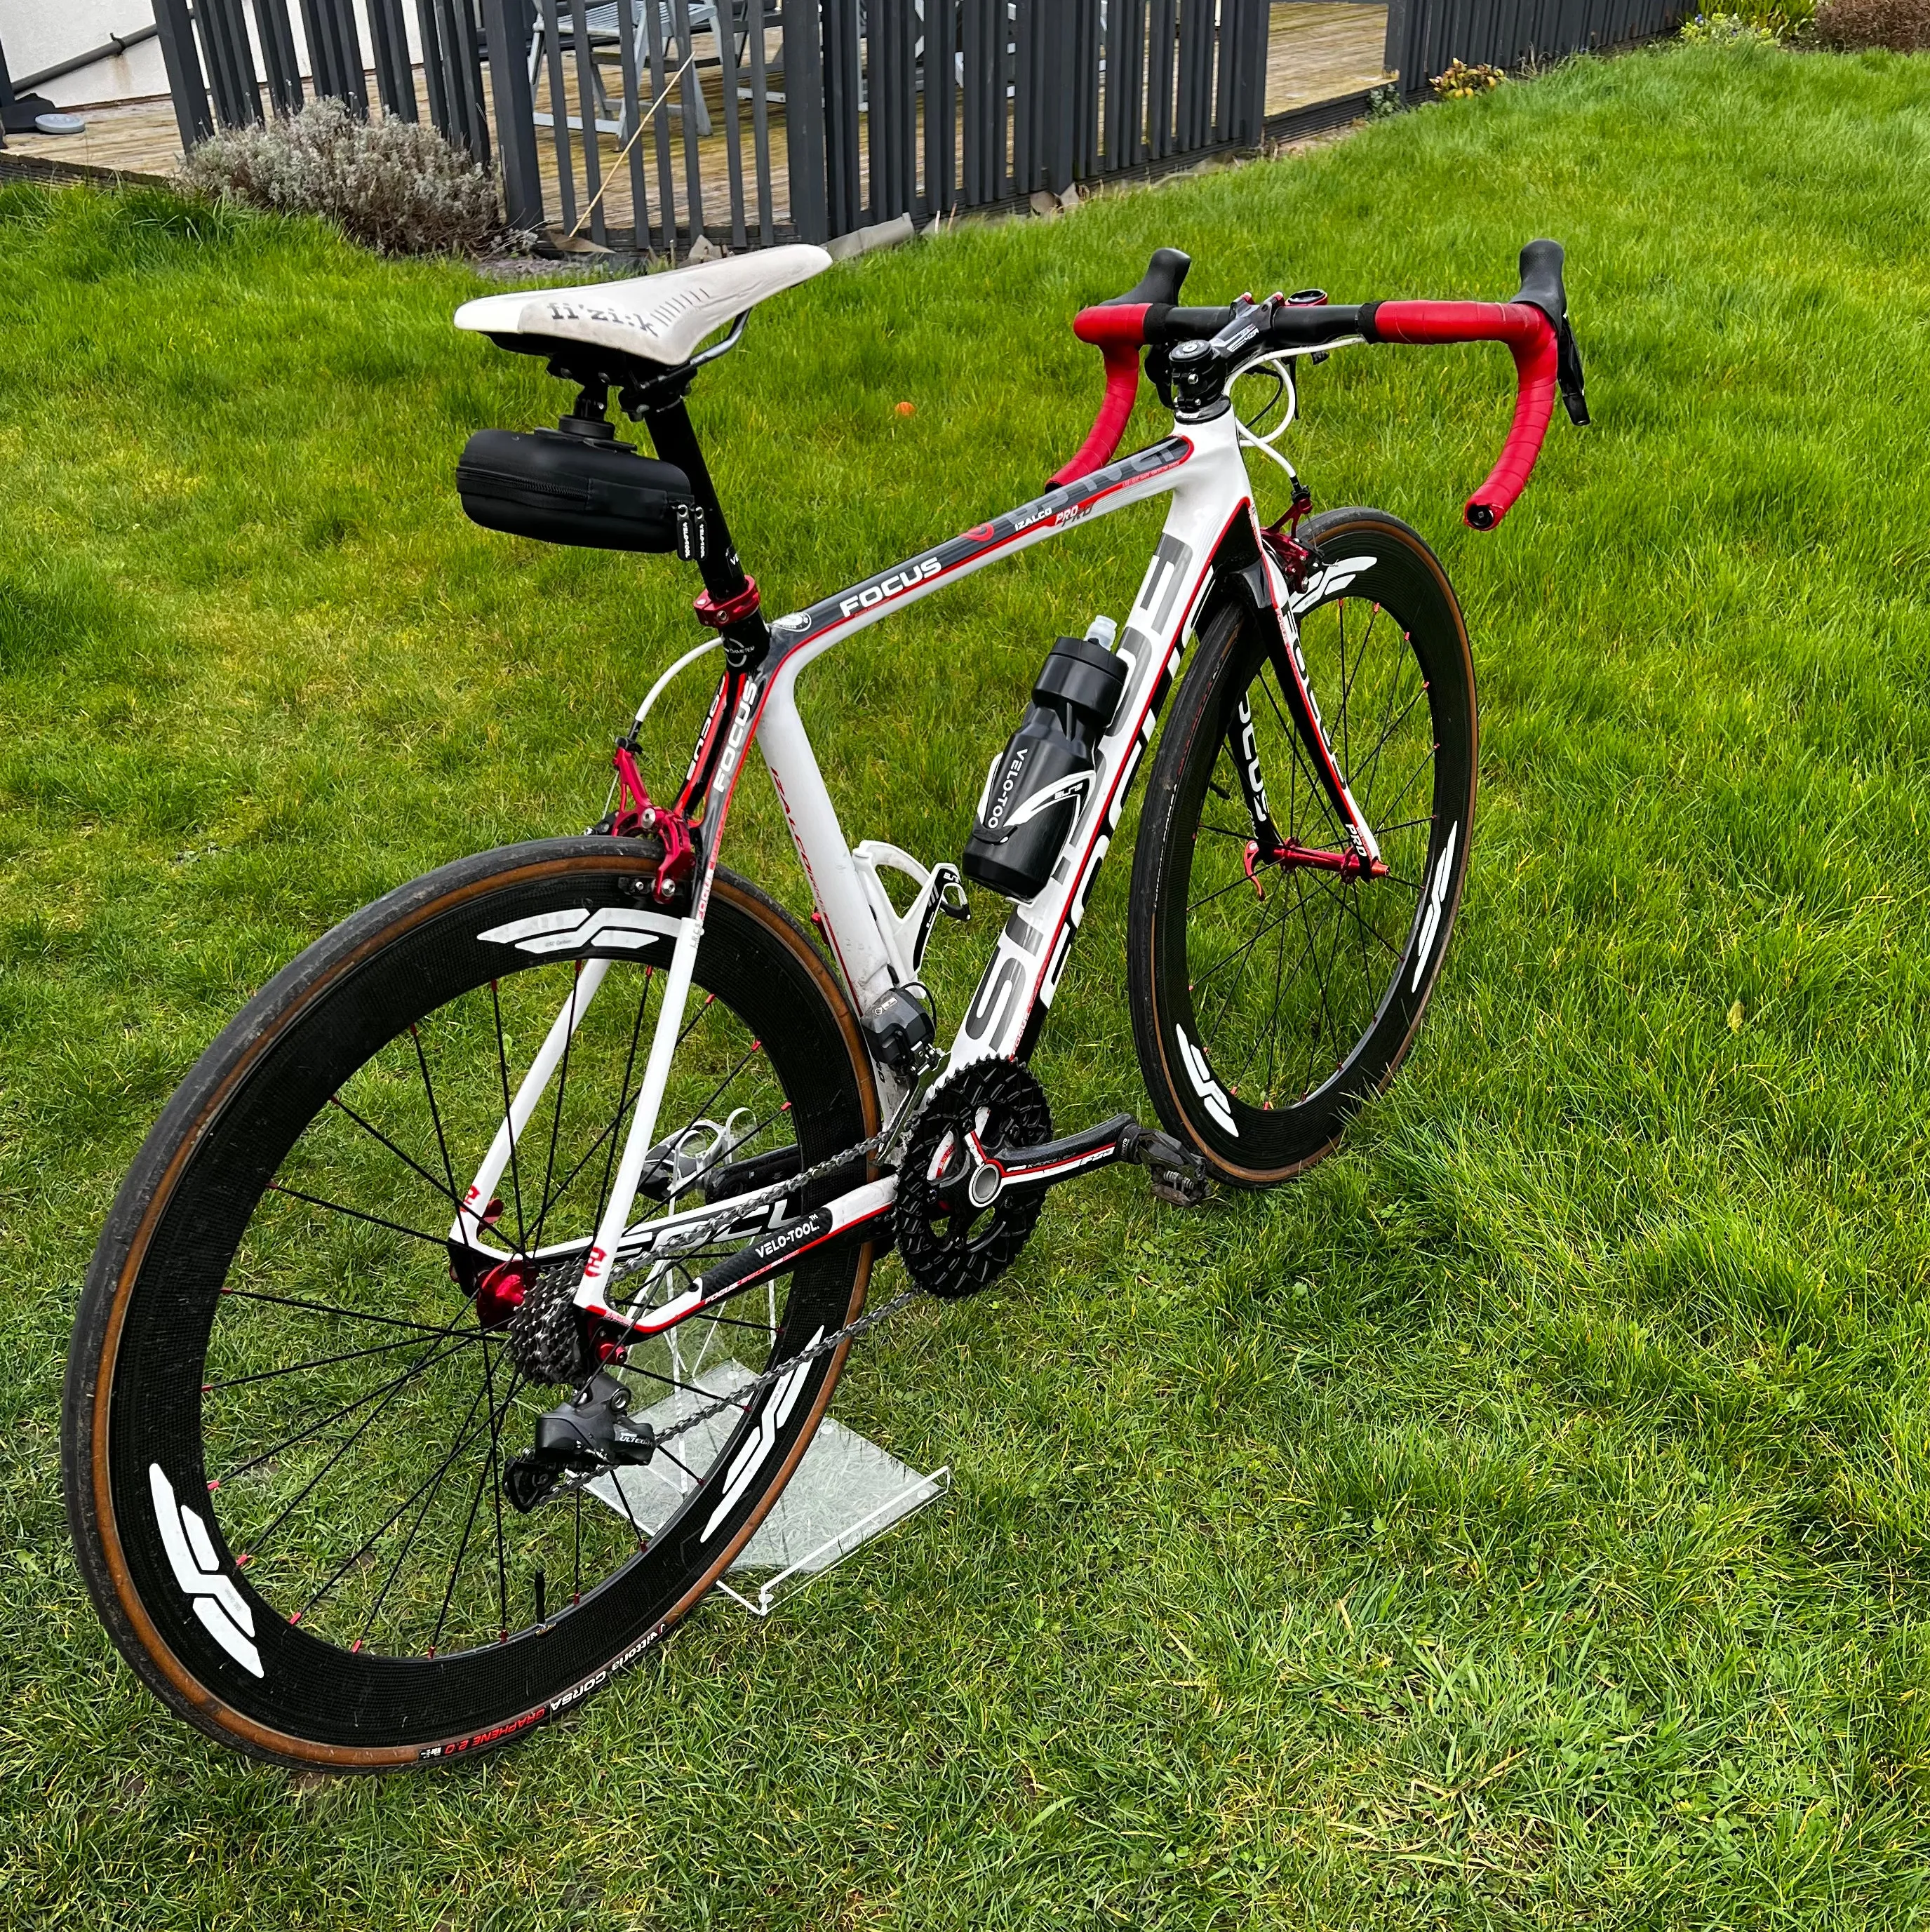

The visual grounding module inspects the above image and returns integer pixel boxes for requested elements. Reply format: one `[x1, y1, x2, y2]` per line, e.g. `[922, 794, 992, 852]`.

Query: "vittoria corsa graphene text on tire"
[1127, 509, 1477, 1186]
[61, 838, 878, 1771]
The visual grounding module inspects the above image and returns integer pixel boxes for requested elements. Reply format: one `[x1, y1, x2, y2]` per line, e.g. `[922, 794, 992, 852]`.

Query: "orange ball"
[894, 400, 916, 416]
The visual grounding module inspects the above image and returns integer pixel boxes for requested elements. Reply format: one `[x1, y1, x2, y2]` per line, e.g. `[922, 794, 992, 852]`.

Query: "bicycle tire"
[63, 836, 878, 1771]
[1127, 508, 1477, 1185]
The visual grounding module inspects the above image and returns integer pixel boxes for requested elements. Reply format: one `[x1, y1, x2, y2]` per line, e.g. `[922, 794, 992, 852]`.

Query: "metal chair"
[530, 2, 732, 139]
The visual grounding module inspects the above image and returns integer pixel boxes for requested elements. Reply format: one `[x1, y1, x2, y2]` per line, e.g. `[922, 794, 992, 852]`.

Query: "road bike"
[62, 235, 1587, 1769]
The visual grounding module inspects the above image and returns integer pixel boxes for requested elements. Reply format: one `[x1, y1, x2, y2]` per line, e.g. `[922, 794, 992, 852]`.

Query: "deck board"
[4, 6, 1389, 247]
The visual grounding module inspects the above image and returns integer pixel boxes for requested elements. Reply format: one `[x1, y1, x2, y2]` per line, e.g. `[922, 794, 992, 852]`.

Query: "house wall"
[1, 2, 169, 105]
[0, 2, 422, 110]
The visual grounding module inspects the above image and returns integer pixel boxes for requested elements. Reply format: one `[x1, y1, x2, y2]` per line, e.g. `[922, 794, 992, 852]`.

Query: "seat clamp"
[693, 578, 761, 630]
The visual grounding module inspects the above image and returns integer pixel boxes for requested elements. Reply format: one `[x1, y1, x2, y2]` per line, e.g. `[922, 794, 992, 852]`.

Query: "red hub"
[474, 1261, 528, 1331]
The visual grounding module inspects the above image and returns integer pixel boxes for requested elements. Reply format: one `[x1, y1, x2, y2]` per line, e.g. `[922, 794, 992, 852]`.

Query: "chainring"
[894, 1058, 1053, 1299]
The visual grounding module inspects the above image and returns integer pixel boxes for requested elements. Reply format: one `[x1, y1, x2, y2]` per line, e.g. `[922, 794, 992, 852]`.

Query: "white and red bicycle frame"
[443, 263, 1576, 1343]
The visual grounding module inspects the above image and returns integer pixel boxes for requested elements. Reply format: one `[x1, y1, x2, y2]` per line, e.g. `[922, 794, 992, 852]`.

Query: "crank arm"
[607, 1176, 897, 1341]
[941, 1113, 1209, 1212]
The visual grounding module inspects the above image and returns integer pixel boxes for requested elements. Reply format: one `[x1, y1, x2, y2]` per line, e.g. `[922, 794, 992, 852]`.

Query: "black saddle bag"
[457, 427, 699, 555]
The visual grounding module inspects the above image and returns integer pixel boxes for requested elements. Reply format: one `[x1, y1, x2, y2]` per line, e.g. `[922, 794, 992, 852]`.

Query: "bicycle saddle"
[455, 242, 832, 369]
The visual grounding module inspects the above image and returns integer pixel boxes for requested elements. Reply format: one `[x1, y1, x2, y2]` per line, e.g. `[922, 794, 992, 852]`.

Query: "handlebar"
[1052, 239, 1589, 531]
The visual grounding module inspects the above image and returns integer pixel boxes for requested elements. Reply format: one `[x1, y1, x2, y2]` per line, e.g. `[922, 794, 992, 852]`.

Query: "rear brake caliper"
[596, 737, 697, 904]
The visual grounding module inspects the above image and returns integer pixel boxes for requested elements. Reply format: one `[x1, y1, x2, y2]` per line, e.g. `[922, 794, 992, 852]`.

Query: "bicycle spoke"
[262, 1181, 448, 1249]
[219, 1287, 488, 1339]
[211, 1334, 495, 1487]
[314, 1374, 499, 1641]
[427, 1356, 528, 1656]
[204, 1326, 486, 1393]
[352, 1370, 493, 1653]
[326, 1094, 469, 1220]
[410, 1022, 461, 1207]
[237, 1330, 480, 1559]
[528, 963, 584, 1256]
[591, 969, 655, 1236]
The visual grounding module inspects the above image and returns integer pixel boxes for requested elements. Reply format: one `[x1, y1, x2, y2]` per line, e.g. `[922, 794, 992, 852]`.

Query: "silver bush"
[183, 98, 502, 257]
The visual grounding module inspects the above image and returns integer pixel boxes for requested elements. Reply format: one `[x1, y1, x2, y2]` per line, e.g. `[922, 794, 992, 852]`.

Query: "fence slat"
[1073, 0, 1099, 179]
[253, 0, 304, 116]
[537, 0, 579, 233]
[565, 0, 605, 245]
[925, 0, 957, 217]
[1148, 0, 1175, 159]
[824, 0, 862, 235]
[300, 0, 369, 113]
[153, 0, 215, 145]
[783, 0, 829, 241]
[199, 0, 260, 127]
[718, 0, 748, 247]
[643, 0, 678, 249]
[671, 0, 707, 246]
[367, 0, 417, 117]
[479, 0, 544, 226]
[612, 0, 653, 250]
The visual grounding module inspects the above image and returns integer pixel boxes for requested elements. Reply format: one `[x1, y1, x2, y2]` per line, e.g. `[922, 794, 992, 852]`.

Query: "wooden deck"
[3, 4, 1390, 248]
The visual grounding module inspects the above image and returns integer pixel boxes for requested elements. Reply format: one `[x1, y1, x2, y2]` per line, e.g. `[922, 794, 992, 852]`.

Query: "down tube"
[944, 417, 1256, 1069]
[754, 423, 1247, 1020]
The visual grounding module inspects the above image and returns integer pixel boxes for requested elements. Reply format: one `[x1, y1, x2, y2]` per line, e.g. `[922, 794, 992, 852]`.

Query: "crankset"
[894, 1059, 1209, 1297]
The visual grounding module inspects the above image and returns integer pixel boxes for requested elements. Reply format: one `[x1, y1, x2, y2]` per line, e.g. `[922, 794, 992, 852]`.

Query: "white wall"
[0, 1, 422, 111]
[1, 2, 170, 106]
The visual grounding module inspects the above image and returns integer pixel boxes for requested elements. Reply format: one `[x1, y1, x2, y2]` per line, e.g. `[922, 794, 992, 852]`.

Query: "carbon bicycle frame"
[446, 397, 1371, 1328]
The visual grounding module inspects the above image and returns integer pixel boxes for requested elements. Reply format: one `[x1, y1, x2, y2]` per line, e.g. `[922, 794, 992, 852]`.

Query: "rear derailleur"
[504, 1370, 657, 1514]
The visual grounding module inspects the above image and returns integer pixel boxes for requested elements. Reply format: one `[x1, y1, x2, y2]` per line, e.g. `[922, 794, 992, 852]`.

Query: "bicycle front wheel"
[63, 838, 878, 1770]
[1127, 508, 1477, 1185]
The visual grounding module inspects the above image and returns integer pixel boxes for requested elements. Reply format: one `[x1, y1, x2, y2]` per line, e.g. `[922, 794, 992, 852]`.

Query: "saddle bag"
[457, 427, 702, 556]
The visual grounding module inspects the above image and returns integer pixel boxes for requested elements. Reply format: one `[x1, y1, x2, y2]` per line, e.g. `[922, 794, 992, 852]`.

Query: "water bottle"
[961, 619, 1127, 902]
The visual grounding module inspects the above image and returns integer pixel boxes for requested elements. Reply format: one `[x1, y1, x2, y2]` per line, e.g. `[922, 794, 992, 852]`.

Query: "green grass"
[6, 36, 1930, 1927]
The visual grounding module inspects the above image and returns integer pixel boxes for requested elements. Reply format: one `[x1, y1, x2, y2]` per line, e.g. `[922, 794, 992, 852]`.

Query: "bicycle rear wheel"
[63, 838, 878, 1770]
[1127, 508, 1477, 1184]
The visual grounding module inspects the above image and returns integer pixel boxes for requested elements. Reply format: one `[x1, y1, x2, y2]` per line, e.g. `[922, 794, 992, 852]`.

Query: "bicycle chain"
[535, 1097, 936, 1483]
[645, 1283, 921, 1449]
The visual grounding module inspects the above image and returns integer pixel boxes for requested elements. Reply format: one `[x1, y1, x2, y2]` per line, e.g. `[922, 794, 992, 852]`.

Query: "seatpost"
[636, 396, 770, 673]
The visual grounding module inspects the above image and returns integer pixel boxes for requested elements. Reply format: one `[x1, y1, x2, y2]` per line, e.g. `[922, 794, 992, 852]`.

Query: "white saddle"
[454, 243, 832, 368]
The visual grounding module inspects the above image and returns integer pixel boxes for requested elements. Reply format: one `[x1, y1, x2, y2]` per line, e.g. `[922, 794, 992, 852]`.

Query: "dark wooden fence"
[150, 0, 1680, 258]
[152, 0, 490, 156]
[150, 0, 1273, 255]
[1384, 0, 1685, 97]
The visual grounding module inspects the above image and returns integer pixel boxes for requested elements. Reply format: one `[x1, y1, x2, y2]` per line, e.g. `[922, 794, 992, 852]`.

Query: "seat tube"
[637, 400, 746, 592]
[756, 671, 898, 1012]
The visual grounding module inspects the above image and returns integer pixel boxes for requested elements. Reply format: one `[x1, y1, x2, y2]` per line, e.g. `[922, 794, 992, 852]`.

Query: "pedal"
[1120, 1123, 1210, 1207]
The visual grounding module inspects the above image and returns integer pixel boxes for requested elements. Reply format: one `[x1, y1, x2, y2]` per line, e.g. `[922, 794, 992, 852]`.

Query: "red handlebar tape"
[1369, 301, 1558, 528]
[1050, 296, 1559, 527]
[1050, 304, 1152, 488]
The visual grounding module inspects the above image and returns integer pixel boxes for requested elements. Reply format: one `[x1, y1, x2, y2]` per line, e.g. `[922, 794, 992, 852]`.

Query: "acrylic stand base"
[587, 1360, 949, 1618]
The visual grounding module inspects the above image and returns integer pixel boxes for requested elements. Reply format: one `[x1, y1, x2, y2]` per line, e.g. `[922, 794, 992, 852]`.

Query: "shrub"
[1815, 0, 1930, 47]
[1430, 59, 1506, 98]
[1681, 11, 1783, 40]
[182, 98, 501, 256]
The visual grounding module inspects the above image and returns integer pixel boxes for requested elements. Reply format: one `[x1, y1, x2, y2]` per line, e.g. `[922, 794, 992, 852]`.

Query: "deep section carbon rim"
[1133, 512, 1476, 1180]
[72, 843, 874, 1764]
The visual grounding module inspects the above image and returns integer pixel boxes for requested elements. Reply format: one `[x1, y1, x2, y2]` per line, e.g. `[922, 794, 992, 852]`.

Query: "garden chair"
[530, 1, 782, 140]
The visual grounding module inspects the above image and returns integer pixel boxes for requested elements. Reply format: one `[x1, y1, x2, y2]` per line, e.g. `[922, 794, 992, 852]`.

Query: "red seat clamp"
[693, 576, 761, 629]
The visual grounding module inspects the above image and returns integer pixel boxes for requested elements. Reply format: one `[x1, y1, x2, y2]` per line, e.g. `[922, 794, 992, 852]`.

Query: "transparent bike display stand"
[588, 1362, 949, 1616]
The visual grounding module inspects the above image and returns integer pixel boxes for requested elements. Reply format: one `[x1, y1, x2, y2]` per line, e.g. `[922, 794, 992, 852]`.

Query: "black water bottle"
[962, 623, 1127, 902]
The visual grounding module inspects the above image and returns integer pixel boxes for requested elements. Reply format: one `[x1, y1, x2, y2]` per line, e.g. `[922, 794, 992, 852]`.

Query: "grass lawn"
[6, 35, 1930, 1928]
